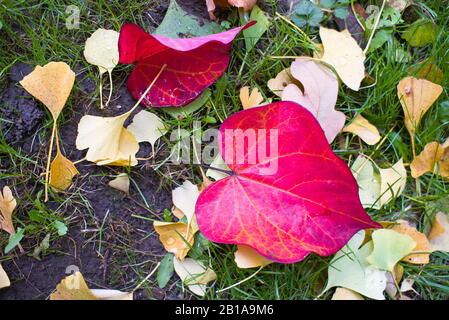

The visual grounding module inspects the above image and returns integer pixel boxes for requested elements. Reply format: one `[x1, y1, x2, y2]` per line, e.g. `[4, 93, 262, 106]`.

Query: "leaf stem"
[200, 164, 233, 175]
[128, 64, 167, 115]
[105, 70, 113, 108]
[216, 266, 264, 293]
[44, 123, 56, 202]
[364, 0, 387, 54]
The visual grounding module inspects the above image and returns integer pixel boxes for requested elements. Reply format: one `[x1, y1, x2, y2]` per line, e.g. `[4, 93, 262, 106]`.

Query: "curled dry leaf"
[84, 29, 120, 109]
[234, 245, 273, 269]
[281, 59, 344, 143]
[153, 221, 198, 260]
[324, 231, 387, 300]
[49, 149, 79, 191]
[410, 141, 449, 178]
[228, 0, 257, 11]
[428, 212, 449, 252]
[0, 186, 17, 235]
[366, 229, 416, 272]
[173, 257, 216, 296]
[319, 27, 365, 91]
[76, 113, 139, 166]
[206, 0, 256, 19]
[331, 288, 364, 300]
[0, 264, 10, 289]
[239, 86, 264, 109]
[50, 272, 132, 300]
[397, 77, 443, 140]
[172, 180, 200, 223]
[127, 110, 167, 153]
[108, 173, 130, 194]
[391, 221, 431, 264]
[118, 22, 255, 107]
[196, 102, 379, 263]
[343, 114, 381, 145]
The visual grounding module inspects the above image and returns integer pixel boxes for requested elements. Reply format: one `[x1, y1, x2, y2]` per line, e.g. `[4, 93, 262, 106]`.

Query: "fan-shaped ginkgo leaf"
[49, 150, 79, 191]
[118, 22, 255, 107]
[428, 212, 449, 252]
[240, 86, 264, 109]
[343, 114, 381, 145]
[319, 27, 365, 91]
[127, 110, 167, 152]
[196, 102, 379, 263]
[19, 62, 75, 120]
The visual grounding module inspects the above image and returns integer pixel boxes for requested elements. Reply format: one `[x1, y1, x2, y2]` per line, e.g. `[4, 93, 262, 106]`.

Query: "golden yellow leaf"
[343, 114, 381, 145]
[428, 212, 449, 252]
[172, 206, 185, 220]
[153, 221, 197, 260]
[410, 142, 444, 178]
[0, 186, 17, 235]
[267, 68, 297, 97]
[234, 245, 273, 269]
[19, 62, 75, 121]
[319, 27, 365, 91]
[331, 288, 364, 300]
[240, 86, 264, 109]
[391, 221, 431, 264]
[172, 180, 200, 224]
[0, 263, 10, 289]
[49, 150, 79, 191]
[108, 173, 130, 194]
[398, 77, 443, 138]
[76, 113, 139, 166]
[50, 272, 132, 300]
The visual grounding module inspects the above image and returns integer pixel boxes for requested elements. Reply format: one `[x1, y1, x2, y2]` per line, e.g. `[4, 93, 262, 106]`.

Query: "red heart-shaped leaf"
[196, 102, 380, 263]
[118, 22, 255, 107]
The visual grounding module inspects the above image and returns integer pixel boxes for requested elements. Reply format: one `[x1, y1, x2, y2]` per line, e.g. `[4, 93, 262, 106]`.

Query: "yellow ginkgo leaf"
[398, 77, 443, 139]
[331, 288, 364, 300]
[50, 272, 132, 300]
[127, 110, 167, 154]
[75, 64, 166, 167]
[319, 27, 365, 91]
[410, 142, 444, 178]
[379, 159, 407, 207]
[428, 212, 449, 252]
[267, 68, 297, 97]
[108, 173, 130, 194]
[76, 113, 139, 166]
[153, 221, 197, 260]
[0, 263, 10, 289]
[19, 62, 75, 121]
[84, 29, 119, 75]
[172, 180, 200, 224]
[173, 257, 216, 296]
[343, 114, 381, 145]
[84, 29, 120, 109]
[234, 245, 273, 269]
[391, 220, 431, 264]
[240, 86, 264, 109]
[49, 150, 79, 191]
[0, 186, 17, 235]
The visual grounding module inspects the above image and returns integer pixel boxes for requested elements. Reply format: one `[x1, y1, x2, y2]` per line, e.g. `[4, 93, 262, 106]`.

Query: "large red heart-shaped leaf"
[196, 102, 380, 263]
[118, 22, 255, 107]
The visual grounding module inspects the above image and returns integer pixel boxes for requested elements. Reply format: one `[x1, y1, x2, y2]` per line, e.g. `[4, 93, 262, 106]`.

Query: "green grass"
[1, 0, 448, 300]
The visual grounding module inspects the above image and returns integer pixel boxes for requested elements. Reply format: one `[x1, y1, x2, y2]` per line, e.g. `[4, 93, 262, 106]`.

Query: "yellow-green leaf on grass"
[366, 229, 416, 272]
[323, 231, 387, 300]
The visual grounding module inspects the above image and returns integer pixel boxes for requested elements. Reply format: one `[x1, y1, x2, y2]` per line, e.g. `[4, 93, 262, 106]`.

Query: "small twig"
[199, 164, 233, 176]
[217, 266, 264, 293]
